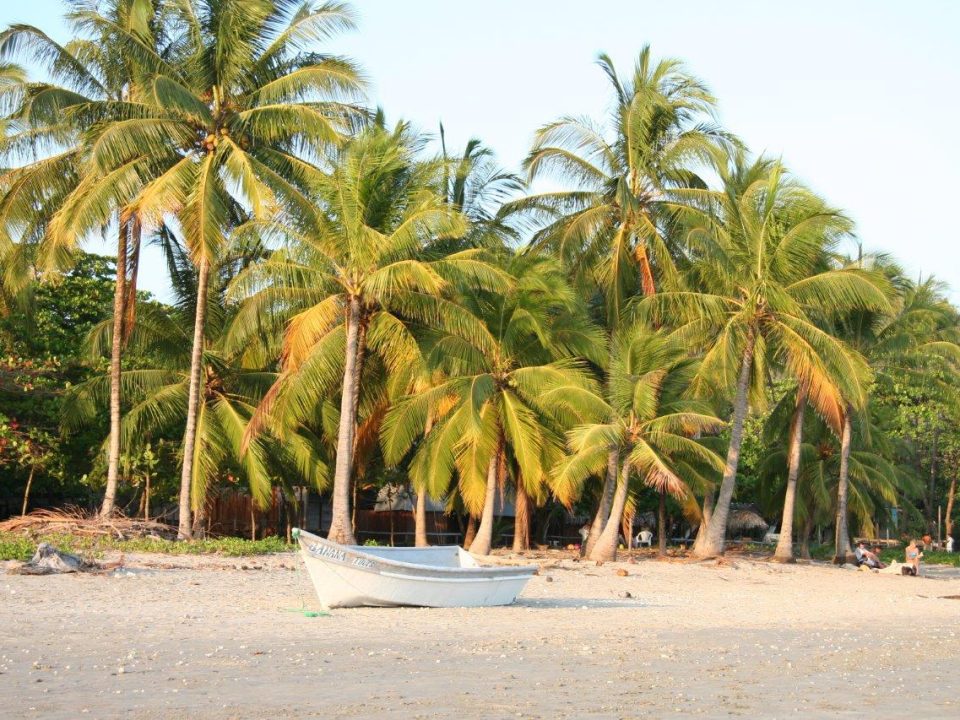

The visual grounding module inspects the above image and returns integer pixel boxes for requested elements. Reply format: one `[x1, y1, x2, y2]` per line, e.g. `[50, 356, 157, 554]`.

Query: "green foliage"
[0, 532, 292, 561]
[0, 253, 115, 360]
[0, 7, 958, 552]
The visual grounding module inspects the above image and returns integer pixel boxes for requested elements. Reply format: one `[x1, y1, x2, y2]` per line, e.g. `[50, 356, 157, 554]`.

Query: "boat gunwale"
[295, 529, 537, 578]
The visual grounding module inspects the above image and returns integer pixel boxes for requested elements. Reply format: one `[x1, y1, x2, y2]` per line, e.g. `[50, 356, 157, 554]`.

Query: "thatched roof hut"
[726, 504, 769, 534]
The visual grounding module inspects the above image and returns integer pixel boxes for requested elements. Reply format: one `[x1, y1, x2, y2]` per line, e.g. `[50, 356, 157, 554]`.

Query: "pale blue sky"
[4, 0, 959, 302]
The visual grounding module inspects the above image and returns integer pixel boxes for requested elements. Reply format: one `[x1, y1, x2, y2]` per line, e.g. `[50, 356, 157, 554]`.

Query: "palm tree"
[515, 46, 732, 320]
[553, 323, 724, 561]
[42, 0, 364, 537]
[63, 282, 329, 521]
[382, 252, 604, 555]
[0, 1, 185, 516]
[511, 47, 732, 555]
[758, 398, 909, 557]
[394, 131, 522, 548]
[831, 259, 960, 561]
[235, 121, 505, 545]
[640, 154, 887, 558]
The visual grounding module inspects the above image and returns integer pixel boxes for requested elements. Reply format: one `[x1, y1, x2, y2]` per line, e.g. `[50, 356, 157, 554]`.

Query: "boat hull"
[295, 530, 536, 609]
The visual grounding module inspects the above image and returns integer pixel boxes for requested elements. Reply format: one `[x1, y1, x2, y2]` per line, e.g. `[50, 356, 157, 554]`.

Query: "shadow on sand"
[514, 596, 666, 609]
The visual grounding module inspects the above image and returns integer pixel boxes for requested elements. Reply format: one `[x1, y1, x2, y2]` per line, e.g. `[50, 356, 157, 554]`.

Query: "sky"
[4, 0, 959, 303]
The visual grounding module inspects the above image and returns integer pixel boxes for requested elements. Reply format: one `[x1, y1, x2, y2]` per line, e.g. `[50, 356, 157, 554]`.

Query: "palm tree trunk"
[799, 516, 813, 560]
[177, 255, 211, 540]
[693, 488, 715, 553]
[584, 447, 619, 556]
[463, 514, 477, 548]
[590, 460, 631, 562]
[100, 219, 128, 519]
[928, 425, 939, 535]
[774, 389, 807, 562]
[414, 416, 434, 547]
[414, 490, 428, 548]
[122, 217, 142, 345]
[21, 466, 35, 517]
[694, 335, 755, 559]
[945, 475, 956, 543]
[658, 489, 668, 556]
[327, 296, 363, 545]
[832, 408, 855, 564]
[622, 509, 633, 551]
[513, 479, 531, 552]
[470, 442, 502, 556]
[144, 472, 150, 521]
[192, 495, 208, 539]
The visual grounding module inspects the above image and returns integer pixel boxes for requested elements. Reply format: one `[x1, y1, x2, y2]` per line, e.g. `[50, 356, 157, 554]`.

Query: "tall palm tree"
[393, 131, 522, 547]
[640, 154, 887, 558]
[381, 252, 604, 555]
[553, 323, 724, 561]
[43, 0, 365, 537]
[0, 1, 185, 516]
[235, 122, 504, 544]
[511, 47, 732, 555]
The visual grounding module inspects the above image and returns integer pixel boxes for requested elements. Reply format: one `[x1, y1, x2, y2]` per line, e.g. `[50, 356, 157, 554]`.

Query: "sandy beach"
[3, 551, 959, 719]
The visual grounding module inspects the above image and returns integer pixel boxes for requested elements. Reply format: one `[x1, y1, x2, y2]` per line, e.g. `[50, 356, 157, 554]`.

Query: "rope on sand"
[280, 527, 330, 617]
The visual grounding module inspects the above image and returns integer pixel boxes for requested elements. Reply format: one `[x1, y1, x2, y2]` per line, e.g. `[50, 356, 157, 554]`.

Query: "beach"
[3, 551, 959, 719]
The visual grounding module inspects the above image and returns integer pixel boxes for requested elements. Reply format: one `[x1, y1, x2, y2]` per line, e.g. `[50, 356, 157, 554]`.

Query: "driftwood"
[7, 543, 108, 575]
[0, 508, 176, 540]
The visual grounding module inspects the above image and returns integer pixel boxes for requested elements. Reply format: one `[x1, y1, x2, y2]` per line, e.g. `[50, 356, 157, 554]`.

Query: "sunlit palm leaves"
[512, 46, 734, 322]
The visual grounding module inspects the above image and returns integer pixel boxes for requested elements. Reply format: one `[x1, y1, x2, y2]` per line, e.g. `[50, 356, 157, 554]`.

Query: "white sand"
[2, 550, 959, 719]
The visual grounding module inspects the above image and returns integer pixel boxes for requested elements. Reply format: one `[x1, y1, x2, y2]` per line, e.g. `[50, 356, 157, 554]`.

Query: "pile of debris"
[6, 542, 119, 575]
[0, 508, 176, 540]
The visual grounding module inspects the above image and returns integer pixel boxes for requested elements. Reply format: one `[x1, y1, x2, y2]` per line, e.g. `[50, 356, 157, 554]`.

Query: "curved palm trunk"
[590, 460, 630, 562]
[774, 390, 808, 562]
[100, 219, 129, 519]
[693, 488, 715, 553]
[658, 489, 668, 556]
[832, 409, 856, 564]
[177, 256, 211, 540]
[513, 479, 531, 552]
[694, 335, 755, 559]
[469, 442, 502, 556]
[414, 416, 434, 547]
[327, 296, 363, 545]
[584, 448, 619, 557]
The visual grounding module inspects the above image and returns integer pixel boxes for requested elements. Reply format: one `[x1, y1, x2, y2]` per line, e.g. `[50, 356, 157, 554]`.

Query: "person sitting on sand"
[904, 539, 923, 576]
[854, 542, 885, 569]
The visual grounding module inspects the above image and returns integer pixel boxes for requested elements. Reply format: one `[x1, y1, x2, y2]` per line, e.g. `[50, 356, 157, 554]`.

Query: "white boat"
[294, 528, 537, 609]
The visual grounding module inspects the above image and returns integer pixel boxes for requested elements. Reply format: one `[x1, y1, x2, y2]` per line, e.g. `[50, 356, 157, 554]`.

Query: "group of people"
[854, 540, 923, 576]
